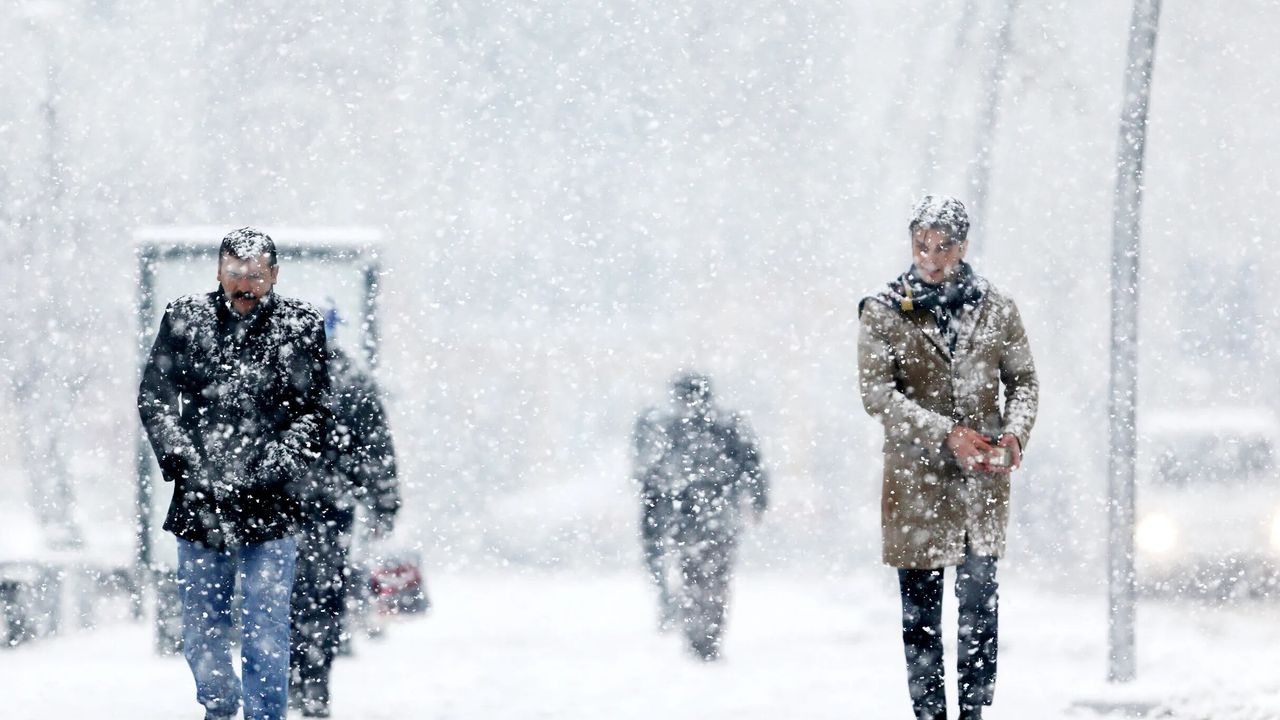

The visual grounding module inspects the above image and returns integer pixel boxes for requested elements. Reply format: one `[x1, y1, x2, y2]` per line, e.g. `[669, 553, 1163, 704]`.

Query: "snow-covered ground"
[2, 571, 1278, 719]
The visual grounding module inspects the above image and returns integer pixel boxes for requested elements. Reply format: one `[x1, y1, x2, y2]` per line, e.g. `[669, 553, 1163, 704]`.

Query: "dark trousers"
[641, 508, 675, 623]
[289, 521, 351, 709]
[676, 532, 736, 660]
[897, 549, 998, 720]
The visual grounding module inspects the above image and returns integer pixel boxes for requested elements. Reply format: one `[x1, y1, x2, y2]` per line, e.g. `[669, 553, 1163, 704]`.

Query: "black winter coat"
[641, 407, 768, 541]
[299, 346, 400, 533]
[138, 289, 331, 549]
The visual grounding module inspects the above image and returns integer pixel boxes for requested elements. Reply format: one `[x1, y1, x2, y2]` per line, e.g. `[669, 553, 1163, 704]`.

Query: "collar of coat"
[859, 266, 989, 314]
[213, 287, 278, 336]
[858, 267, 993, 361]
[866, 263, 983, 312]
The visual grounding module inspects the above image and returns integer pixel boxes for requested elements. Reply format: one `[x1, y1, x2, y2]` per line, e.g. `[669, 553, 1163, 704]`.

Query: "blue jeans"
[177, 535, 297, 720]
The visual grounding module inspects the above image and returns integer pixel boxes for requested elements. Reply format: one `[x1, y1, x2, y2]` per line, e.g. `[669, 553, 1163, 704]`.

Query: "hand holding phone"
[983, 434, 1021, 473]
[985, 445, 1012, 468]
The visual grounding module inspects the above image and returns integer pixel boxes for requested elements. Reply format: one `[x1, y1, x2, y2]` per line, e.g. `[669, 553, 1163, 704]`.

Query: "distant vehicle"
[1135, 407, 1280, 598]
[368, 551, 430, 616]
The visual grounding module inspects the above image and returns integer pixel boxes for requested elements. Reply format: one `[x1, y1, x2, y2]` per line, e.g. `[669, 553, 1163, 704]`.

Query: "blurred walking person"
[290, 310, 401, 718]
[138, 228, 330, 720]
[858, 196, 1038, 720]
[641, 372, 768, 660]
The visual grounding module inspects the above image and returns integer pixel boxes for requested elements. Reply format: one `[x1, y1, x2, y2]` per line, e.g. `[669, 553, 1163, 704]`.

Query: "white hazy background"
[2, 0, 1279, 587]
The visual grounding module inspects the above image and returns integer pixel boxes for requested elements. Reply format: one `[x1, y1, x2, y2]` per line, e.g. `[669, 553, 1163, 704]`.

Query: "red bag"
[368, 552, 429, 615]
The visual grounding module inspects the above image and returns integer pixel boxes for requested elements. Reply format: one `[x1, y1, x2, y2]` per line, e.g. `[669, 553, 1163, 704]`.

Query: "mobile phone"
[986, 446, 1011, 468]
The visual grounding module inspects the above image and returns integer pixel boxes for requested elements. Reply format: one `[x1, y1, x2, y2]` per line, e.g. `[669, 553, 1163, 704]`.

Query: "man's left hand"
[996, 434, 1023, 472]
[369, 514, 396, 540]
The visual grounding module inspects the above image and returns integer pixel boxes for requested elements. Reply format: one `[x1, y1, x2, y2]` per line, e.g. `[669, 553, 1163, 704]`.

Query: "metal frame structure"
[133, 226, 382, 649]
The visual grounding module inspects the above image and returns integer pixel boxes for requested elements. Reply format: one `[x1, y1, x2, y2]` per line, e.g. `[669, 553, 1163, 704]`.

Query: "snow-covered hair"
[220, 227, 278, 266]
[909, 194, 970, 243]
[671, 372, 713, 404]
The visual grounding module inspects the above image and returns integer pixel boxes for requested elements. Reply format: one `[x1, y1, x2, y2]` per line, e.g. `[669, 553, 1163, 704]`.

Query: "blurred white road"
[2, 571, 1278, 719]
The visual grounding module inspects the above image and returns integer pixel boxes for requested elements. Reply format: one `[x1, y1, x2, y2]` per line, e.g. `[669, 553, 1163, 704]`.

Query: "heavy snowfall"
[2, 1, 1279, 718]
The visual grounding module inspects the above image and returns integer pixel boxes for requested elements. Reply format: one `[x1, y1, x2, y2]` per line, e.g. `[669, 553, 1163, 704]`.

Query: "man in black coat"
[640, 372, 768, 661]
[138, 227, 330, 720]
[290, 339, 400, 718]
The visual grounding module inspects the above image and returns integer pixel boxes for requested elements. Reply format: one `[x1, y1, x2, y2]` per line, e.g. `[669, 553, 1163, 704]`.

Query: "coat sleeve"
[731, 416, 768, 515]
[632, 416, 670, 538]
[264, 315, 332, 484]
[997, 299, 1038, 450]
[631, 415, 664, 493]
[343, 373, 401, 526]
[137, 306, 200, 483]
[858, 302, 955, 451]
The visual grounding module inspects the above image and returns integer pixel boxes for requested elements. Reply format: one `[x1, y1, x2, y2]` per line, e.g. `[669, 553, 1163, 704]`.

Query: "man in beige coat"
[858, 195, 1038, 720]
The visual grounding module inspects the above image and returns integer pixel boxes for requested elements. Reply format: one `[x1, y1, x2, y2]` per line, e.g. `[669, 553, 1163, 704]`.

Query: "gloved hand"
[259, 441, 303, 488]
[159, 445, 203, 483]
[369, 513, 396, 540]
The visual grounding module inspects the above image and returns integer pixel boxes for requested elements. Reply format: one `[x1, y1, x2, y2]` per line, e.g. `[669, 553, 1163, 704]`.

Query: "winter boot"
[302, 701, 331, 718]
[688, 635, 722, 662]
[300, 682, 332, 718]
[958, 705, 983, 720]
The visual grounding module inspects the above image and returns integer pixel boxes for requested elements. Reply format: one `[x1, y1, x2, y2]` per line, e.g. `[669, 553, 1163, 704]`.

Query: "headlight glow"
[1136, 513, 1178, 557]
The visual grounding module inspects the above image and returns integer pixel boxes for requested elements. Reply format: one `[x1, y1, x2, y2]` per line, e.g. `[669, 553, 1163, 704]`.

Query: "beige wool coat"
[858, 276, 1038, 569]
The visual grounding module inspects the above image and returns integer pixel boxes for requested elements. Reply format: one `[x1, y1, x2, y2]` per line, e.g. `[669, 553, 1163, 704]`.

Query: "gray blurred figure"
[289, 308, 400, 718]
[633, 372, 768, 660]
[633, 406, 677, 629]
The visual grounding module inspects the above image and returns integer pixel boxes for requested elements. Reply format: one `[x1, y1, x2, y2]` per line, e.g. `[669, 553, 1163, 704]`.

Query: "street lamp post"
[1108, 0, 1161, 684]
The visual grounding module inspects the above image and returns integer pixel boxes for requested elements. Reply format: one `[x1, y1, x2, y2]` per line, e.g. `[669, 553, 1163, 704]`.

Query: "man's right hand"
[160, 447, 202, 483]
[369, 513, 396, 540]
[945, 425, 995, 472]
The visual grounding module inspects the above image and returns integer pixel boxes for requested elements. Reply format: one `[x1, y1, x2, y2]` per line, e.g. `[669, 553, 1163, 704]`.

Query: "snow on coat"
[858, 273, 1038, 569]
[299, 345, 400, 533]
[138, 288, 331, 549]
[641, 407, 768, 543]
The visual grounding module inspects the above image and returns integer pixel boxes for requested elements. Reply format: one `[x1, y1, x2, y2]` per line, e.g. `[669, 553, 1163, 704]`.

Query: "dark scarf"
[879, 261, 984, 353]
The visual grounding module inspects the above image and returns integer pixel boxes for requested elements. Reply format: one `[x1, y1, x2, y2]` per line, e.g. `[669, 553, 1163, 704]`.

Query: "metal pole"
[136, 245, 157, 576]
[1108, 0, 1161, 684]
